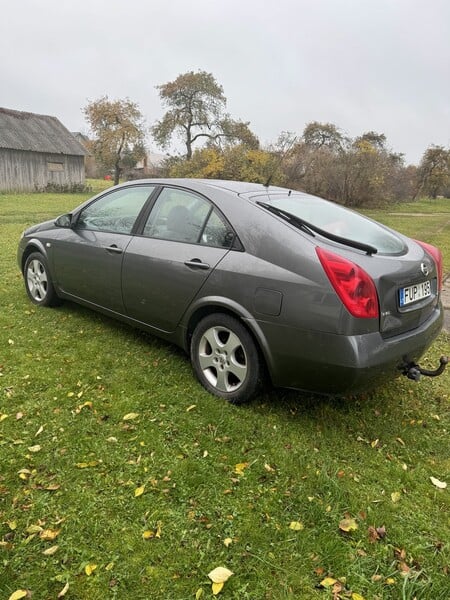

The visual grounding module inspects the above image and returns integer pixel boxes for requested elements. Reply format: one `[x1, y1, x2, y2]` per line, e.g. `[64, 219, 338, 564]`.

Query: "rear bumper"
[253, 304, 444, 394]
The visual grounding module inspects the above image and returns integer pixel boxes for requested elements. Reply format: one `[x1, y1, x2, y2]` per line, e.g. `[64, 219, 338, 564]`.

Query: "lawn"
[0, 189, 449, 600]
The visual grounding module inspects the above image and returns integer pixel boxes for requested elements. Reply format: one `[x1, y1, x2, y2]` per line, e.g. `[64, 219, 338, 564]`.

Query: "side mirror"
[55, 213, 73, 228]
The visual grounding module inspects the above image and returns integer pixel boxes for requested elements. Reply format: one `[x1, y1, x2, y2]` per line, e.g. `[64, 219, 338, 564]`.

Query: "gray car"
[18, 179, 446, 402]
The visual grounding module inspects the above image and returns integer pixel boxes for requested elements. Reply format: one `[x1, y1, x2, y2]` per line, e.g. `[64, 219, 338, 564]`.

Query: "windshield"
[258, 192, 406, 255]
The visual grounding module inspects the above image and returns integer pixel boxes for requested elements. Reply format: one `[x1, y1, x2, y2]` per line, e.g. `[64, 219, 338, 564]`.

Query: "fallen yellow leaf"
[27, 444, 41, 453]
[208, 566, 234, 583]
[212, 581, 224, 595]
[57, 582, 69, 598]
[26, 524, 43, 534]
[195, 589, 204, 599]
[134, 485, 145, 497]
[85, 563, 97, 576]
[320, 577, 337, 587]
[18, 468, 31, 480]
[289, 521, 304, 531]
[234, 462, 249, 476]
[40, 528, 61, 541]
[75, 461, 99, 468]
[143, 530, 154, 539]
[352, 593, 366, 600]
[339, 518, 358, 532]
[42, 545, 59, 555]
[123, 412, 139, 421]
[223, 537, 233, 547]
[430, 476, 447, 489]
[391, 491, 401, 503]
[8, 591, 28, 600]
[75, 401, 93, 413]
[155, 522, 162, 538]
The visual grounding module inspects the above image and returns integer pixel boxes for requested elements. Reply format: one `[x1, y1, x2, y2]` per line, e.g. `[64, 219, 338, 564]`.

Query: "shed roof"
[0, 107, 87, 156]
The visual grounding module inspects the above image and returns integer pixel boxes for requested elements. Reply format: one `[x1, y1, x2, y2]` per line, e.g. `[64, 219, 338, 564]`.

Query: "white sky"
[1, 0, 449, 165]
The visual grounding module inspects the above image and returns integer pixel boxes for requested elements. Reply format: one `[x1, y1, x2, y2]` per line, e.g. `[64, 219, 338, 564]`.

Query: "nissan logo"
[421, 262, 429, 276]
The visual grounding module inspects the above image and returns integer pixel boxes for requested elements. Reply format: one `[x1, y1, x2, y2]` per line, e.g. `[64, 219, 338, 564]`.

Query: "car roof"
[117, 178, 287, 196]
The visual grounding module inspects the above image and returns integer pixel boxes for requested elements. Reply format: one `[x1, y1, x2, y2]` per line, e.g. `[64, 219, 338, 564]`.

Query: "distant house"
[71, 131, 102, 179]
[0, 107, 87, 192]
[131, 151, 168, 178]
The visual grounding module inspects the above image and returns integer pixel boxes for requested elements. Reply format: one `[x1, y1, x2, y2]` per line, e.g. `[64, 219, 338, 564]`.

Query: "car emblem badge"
[420, 262, 429, 276]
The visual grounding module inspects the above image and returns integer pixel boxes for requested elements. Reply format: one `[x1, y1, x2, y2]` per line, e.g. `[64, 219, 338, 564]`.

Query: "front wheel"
[24, 252, 61, 307]
[190, 313, 262, 403]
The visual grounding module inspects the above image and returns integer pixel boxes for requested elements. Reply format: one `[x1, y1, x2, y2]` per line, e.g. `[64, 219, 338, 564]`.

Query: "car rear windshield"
[261, 192, 406, 255]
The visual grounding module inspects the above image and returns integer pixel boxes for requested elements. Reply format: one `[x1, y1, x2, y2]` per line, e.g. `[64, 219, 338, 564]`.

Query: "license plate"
[399, 280, 431, 307]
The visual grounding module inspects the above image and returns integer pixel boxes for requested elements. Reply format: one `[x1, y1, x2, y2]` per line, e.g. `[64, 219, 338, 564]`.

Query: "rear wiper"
[256, 201, 377, 255]
[256, 201, 315, 237]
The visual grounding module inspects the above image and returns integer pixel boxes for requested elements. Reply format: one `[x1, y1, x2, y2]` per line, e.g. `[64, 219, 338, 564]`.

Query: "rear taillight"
[316, 247, 379, 319]
[415, 240, 443, 291]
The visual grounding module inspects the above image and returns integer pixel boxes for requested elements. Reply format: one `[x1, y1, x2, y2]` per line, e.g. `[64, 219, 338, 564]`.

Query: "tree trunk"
[186, 129, 193, 160]
[114, 161, 121, 186]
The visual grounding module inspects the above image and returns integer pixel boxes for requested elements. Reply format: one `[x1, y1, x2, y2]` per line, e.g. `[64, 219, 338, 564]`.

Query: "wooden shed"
[0, 107, 87, 192]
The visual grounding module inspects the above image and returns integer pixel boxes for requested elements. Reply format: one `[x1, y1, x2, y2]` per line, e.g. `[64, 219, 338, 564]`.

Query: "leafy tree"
[303, 121, 346, 151]
[152, 70, 258, 159]
[84, 96, 146, 185]
[282, 123, 409, 207]
[168, 145, 283, 185]
[355, 131, 387, 152]
[414, 145, 450, 199]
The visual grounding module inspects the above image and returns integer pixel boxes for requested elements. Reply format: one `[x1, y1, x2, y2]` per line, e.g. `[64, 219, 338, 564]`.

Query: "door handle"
[103, 244, 123, 254]
[184, 258, 210, 270]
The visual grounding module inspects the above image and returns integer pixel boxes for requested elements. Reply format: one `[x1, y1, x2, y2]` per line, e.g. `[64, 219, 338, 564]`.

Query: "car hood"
[24, 220, 57, 236]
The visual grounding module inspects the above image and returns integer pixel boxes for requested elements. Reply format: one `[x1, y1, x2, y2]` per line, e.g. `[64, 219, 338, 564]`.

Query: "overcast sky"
[1, 0, 449, 164]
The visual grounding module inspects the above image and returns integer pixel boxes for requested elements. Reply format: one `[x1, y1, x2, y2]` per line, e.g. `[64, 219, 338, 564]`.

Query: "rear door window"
[143, 187, 235, 247]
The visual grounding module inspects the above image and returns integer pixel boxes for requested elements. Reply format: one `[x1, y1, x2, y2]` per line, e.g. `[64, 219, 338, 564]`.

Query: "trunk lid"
[373, 242, 440, 337]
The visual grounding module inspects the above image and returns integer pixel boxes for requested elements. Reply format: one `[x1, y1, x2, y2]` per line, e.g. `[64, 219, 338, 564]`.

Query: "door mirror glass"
[55, 213, 73, 228]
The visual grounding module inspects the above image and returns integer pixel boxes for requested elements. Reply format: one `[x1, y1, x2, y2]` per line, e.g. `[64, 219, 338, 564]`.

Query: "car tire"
[24, 252, 61, 307]
[190, 313, 262, 403]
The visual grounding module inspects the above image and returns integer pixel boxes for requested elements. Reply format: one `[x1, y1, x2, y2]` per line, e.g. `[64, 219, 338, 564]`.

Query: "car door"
[53, 185, 155, 312]
[122, 186, 235, 332]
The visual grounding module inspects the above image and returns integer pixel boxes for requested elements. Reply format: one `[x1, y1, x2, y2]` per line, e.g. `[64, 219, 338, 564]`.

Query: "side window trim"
[196, 205, 214, 244]
[131, 185, 162, 234]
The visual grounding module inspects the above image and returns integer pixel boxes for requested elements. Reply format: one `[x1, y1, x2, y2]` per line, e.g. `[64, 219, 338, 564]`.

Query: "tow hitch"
[401, 355, 448, 382]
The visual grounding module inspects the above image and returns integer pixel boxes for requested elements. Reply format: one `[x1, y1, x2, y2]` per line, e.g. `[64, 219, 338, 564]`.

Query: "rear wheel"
[190, 313, 262, 403]
[24, 252, 61, 307]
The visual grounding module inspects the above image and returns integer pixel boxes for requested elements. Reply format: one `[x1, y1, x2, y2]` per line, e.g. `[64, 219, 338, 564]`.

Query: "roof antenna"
[263, 133, 298, 188]
[264, 174, 273, 188]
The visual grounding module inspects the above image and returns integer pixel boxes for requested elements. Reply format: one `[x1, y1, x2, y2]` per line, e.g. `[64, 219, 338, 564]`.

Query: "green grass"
[0, 188, 449, 599]
[361, 198, 450, 271]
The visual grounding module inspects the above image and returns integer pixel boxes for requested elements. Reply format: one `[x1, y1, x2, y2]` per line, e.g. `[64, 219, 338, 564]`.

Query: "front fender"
[18, 238, 50, 273]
